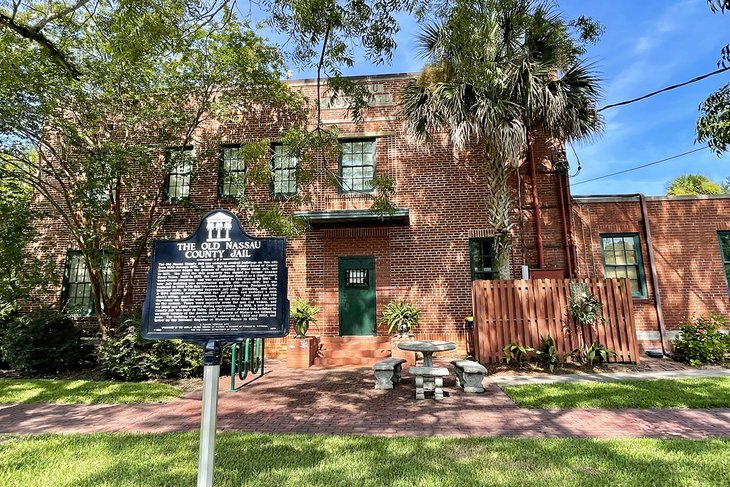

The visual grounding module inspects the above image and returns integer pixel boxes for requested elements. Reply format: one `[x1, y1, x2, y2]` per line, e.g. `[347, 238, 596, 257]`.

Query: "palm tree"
[401, 0, 603, 278]
[666, 174, 725, 196]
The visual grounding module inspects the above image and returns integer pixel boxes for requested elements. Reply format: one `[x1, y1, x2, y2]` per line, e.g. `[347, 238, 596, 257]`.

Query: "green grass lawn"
[0, 433, 728, 486]
[0, 378, 181, 404]
[501, 377, 730, 409]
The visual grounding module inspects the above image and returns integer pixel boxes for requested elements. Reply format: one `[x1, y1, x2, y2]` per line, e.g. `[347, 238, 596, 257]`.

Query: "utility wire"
[571, 146, 708, 185]
[598, 66, 730, 112]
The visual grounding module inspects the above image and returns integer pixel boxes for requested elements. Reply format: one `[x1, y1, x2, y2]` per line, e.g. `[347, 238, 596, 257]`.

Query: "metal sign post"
[141, 209, 289, 487]
[198, 341, 221, 487]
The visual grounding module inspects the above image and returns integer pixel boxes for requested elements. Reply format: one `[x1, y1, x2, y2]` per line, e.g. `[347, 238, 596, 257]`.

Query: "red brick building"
[36, 73, 576, 364]
[35, 72, 730, 364]
[572, 194, 730, 354]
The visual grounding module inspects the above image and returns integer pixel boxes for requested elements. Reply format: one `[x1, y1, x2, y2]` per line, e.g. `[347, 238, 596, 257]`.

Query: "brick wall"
[572, 195, 730, 351]
[32, 73, 572, 358]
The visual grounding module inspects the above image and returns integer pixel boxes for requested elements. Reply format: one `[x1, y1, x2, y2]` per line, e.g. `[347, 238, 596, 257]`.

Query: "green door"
[339, 256, 376, 336]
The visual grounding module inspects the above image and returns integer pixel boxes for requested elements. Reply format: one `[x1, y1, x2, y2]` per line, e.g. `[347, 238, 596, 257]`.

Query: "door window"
[346, 269, 369, 287]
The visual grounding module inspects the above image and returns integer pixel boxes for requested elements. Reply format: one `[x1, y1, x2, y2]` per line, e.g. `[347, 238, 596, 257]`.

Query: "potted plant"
[381, 300, 421, 338]
[287, 299, 320, 368]
[291, 299, 319, 338]
[381, 300, 421, 367]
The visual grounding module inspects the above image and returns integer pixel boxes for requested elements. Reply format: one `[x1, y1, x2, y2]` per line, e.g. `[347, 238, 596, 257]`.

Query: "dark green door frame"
[338, 256, 376, 336]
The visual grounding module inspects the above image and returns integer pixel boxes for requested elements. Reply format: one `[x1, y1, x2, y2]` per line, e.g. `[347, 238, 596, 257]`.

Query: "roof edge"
[573, 194, 730, 203]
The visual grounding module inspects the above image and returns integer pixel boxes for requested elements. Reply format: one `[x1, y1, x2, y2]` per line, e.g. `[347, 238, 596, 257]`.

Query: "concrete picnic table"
[396, 340, 456, 367]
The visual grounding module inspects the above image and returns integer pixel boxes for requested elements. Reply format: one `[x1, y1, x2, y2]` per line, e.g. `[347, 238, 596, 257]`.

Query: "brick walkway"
[1, 361, 729, 439]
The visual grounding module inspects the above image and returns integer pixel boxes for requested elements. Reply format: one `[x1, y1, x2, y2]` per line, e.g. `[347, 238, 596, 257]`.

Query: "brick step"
[321, 348, 391, 359]
[314, 356, 383, 367]
[319, 336, 392, 344]
[318, 341, 393, 352]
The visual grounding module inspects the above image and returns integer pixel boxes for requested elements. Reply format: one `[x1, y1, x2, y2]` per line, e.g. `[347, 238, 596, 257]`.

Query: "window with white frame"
[339, 139, 375, 193]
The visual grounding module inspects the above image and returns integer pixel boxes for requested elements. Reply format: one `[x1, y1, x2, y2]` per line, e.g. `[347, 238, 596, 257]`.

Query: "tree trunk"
[484, 154, 513, 280]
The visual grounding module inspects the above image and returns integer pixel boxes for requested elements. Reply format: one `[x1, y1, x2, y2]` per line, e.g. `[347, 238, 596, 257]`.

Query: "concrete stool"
[451, 360, 487, 393]
[409, 366, 450, 400]
[373, 358, 407, 389]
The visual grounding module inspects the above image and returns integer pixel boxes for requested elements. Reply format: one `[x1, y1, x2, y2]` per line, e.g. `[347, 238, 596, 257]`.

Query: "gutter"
[571, 193, 669, 355]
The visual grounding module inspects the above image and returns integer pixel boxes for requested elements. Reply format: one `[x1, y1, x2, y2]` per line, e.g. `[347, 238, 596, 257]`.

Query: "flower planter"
[287, 336, 318, 368]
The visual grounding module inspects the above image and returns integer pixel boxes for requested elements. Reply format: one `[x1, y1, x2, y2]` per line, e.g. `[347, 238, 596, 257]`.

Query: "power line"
[598, 66, 730, 112]
[570, 146, 709, 186]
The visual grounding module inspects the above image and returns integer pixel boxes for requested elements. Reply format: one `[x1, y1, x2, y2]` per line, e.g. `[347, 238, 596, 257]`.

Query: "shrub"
[0, 312, 13, 369]
[585, 341, 615, 366]
[673, 314, 730, 366]
[0, 307, 92, 372]
[98, 314, 203, 381]
[534, 335, 562, 372]
[503, 342, 533, 366]
[571, 341, 615, 366]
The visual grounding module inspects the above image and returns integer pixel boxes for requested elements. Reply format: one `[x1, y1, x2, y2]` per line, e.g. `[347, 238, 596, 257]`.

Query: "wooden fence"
[471, 278, 640, 364]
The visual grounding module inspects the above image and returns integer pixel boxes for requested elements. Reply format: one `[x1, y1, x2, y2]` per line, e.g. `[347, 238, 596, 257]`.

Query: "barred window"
[271, 144, 297, 197]
[61, 251, 112, 316]
[219, 146, 247, 199]
[339, 139, 375, 193]
[601, 233, 646, 298]
[164, 147, 193, 202]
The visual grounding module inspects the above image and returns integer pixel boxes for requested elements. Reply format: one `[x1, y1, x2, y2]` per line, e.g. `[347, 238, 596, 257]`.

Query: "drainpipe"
[638, 194, 670, 355]
[570, 193, 669, 356]
[557, 174, 574, 277]
[528, 136, 545, 269]
[562, 172, 579, 278]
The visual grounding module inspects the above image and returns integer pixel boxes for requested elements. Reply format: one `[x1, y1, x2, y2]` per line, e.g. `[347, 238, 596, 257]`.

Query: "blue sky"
[249, 1, 730, 196]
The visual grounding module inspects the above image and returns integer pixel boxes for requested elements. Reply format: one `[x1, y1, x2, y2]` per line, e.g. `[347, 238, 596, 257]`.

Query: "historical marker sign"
[141, 209, 289, 343]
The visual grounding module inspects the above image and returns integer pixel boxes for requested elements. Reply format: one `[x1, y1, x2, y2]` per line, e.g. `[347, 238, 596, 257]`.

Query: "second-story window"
[219, 146, 247, 199]
[271, 144, 297, 197]
[339, 139, 375, 193]
[164, 147, 193, 202]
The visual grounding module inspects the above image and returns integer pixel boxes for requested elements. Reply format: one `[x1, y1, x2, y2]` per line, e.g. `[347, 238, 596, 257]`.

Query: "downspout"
[563, 172, 579, 278]
[557, 173, 574, 277]
[638, 194, 670, 355]
[528, 135, 545, 269]
[571, 193, 669, 356]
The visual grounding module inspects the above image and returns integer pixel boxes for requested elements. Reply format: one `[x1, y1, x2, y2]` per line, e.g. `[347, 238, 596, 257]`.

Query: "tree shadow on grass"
[3, 433, 730, 486]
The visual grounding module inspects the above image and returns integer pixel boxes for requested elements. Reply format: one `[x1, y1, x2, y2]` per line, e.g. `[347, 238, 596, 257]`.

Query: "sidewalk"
[1, 361, 729, 439]
[490, 367, 730, 386]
